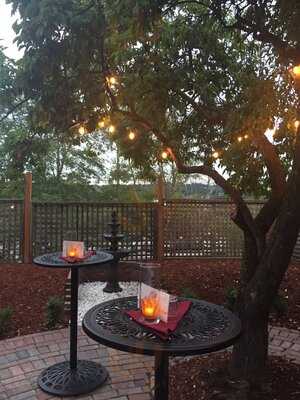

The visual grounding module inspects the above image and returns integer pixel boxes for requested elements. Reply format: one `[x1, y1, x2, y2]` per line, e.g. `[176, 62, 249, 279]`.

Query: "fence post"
[23, 172, 32, 263]
[155, 176, 165, 261]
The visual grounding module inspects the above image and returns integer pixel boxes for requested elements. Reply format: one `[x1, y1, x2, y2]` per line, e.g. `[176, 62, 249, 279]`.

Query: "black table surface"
[82, 296, 242, 356]
[33, 251, 113, 269]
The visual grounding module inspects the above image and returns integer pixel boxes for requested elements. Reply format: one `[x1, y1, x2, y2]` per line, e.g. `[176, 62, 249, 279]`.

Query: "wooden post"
[23, 172, 32, 263]
[155, 176, 165, 261]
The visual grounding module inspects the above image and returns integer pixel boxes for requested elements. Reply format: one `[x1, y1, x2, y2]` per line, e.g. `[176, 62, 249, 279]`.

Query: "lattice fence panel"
[32, 202, 156, 260]
[163, 200, 263, 258]
[0, 200, 23, 262]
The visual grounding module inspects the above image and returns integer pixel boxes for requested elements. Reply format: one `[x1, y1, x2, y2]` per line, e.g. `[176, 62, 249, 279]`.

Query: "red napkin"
[126, 301, 191, 340]
[60, 250, 96, 263]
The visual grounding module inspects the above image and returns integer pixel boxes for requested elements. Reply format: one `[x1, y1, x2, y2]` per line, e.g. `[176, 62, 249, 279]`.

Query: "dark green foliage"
[225, 287, 238, 311]
[46, 296, 64, 329]
[0, 307, 13, 336]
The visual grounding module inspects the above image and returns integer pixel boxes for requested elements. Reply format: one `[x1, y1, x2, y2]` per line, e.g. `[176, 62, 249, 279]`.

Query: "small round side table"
[34, 251, 113, 396]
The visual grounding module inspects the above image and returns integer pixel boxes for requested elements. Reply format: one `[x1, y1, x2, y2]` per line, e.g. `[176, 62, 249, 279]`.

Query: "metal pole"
[70, 267, 78, 369]
[154, 352, 169, 400]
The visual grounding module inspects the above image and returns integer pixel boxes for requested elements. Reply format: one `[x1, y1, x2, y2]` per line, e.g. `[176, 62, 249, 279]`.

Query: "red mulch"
[0, 258, 299, 339]
[1, 259, 300, 399]
[0, 263, 68, 338]
[170, 353, 300, 400]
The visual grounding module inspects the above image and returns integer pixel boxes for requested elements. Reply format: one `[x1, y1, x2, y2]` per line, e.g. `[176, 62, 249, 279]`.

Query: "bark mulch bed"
[82, 258, 300, 330]
[1, 259, 300, 399]
[0, 263, 68, 338]
[170, 353, 300, 400]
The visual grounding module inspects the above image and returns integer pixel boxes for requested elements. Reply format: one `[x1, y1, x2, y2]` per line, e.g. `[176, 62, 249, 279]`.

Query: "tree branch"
[0, 97, 30, 123]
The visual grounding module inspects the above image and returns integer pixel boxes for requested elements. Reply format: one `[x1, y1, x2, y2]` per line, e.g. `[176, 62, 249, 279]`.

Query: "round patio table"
[33, 251, 113, 396]
[82, 296, 242, 400]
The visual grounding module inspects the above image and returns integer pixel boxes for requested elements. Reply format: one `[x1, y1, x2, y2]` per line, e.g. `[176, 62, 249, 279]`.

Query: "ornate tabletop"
[82, 296, 242, 356]
[34, 250, 113, 268]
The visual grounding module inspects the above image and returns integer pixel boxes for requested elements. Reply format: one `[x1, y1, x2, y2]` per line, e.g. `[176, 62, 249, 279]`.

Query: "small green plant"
[225, 287, 238, 311]
[181, 287, 199, 299]
[0, 307, 13, 336]
[46, 296, 64, 329]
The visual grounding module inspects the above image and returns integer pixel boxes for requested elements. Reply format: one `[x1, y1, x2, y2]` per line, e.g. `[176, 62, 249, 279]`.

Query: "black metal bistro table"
[33, 251, 113, 397]
[82, 296, 242, 400]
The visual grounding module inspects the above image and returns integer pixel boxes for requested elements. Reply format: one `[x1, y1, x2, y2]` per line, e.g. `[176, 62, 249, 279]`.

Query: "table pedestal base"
[38, 360, 108, 396]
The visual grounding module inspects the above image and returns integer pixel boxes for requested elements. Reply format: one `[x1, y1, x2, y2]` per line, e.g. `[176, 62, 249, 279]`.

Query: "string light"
[291, 65, 300, 79]
[107, 76, 118, 87]
[244, 134, 249, 139]
[237, 136, 243, 142]
[295, 120, 300, 129]
[212, 151, 219, 159]
[108, 125, 116, 133]
[78, 125, 86, 135]
[161, 150, 169, 159]
[98, 119, 105, 128]
[128, 131, 136, 140]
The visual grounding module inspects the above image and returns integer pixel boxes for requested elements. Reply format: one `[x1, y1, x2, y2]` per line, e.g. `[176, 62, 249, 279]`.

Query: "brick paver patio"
[0, 326, 299, 400]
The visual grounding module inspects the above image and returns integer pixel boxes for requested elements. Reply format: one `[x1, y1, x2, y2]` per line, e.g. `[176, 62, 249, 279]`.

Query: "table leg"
[154, 352, 169, 400]
[70, 266, 78, 368]
[38, 267, 108, 396]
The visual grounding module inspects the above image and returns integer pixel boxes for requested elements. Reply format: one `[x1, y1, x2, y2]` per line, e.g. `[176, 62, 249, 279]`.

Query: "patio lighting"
[98, 119, 105, 128]
[290, 65, 300, 80]
[161, 150, 169, 159]
[107, 76, 118, 87]
[78, 125, 86, 135]
[128, 131, 136, 140]
[212, 151, 219, 159]
[108, 125, 116, 133]
[237, 136, 243, 142]
[244, 134, 249, 139]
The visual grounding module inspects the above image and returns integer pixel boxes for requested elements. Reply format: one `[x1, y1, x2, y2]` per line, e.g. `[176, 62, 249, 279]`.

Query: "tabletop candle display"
[63, 240, 85, 259]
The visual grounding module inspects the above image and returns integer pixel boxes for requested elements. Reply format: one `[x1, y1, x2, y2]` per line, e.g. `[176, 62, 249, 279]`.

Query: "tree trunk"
[230, 171, 300, 387]
[230, 294, 269, 387]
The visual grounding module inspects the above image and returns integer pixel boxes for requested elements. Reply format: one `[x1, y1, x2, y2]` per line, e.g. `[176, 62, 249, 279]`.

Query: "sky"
[0, 1, 21, 59]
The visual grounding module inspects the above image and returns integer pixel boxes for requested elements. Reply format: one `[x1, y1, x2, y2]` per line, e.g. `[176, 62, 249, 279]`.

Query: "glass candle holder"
[138, 263, 161, 324]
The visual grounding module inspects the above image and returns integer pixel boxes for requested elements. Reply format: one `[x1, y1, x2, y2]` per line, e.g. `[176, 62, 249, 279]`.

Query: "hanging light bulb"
[108, 125, 116, 133]
[291, 65, 300, 80]
[237, 136, 243, 143]
[107, 76, 118, 87]
[244, 134, 249, 139]
[294, 120, 300, 129]
[161, 150, 168, 159]
[128, 131, 136, 140]
[212, 151, 219, 159]
[98, 119, 105, 128]
[78, 125, 86, 135]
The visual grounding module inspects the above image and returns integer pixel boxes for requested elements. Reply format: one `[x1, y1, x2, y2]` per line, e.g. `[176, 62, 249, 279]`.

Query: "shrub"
[0, 307, 13, 336]
[46, 296, 64, 329]
[225, 287, 238, 311]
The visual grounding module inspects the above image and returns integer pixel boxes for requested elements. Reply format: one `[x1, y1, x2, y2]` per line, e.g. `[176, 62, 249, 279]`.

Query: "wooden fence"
[32, 202, 156, 260]
[0, 199, 24, 262]
[1, 196, 300, 263]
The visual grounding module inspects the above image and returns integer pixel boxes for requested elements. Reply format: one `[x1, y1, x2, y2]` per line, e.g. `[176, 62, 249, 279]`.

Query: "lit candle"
[68, 247, 77, 258]
[141, 297, 158, 319]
